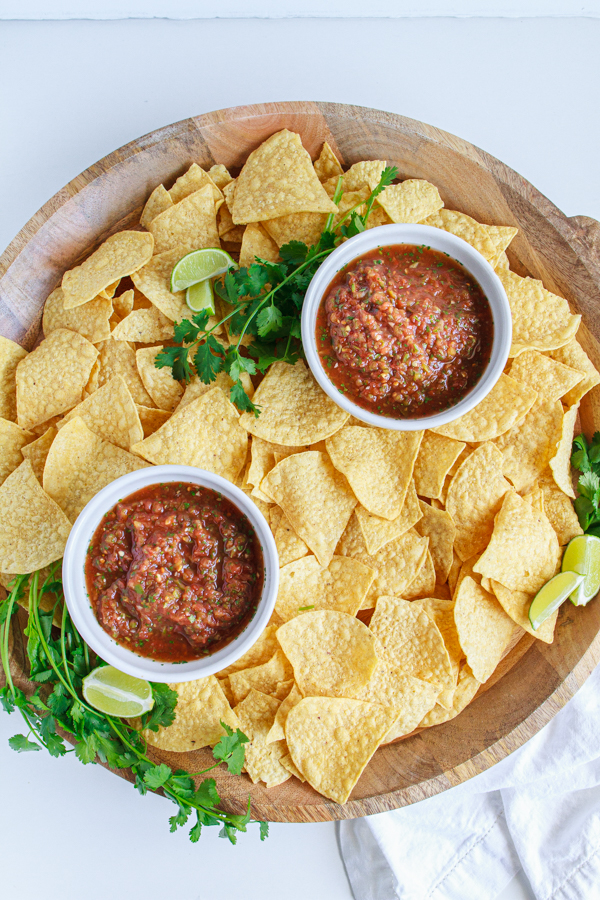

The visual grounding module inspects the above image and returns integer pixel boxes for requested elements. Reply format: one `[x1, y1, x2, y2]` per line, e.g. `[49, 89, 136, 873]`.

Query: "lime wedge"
[186, 277, 215, 313]
[82, 665, 154, 718]
[170, 248, 236, 292]
[529, 571, 584, 630]
[561, 533, 600, 606]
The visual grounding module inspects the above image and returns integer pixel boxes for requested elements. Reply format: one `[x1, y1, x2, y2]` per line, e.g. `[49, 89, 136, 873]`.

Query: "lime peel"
[561, 534, 600, 607]
[170, 247, 236, 292]
[82, 665, 154, 718]
[528, 571, 584, 631]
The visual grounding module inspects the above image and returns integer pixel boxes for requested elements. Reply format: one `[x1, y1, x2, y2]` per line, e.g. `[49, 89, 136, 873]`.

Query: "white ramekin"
[62, 465, 279, 683]
[301, 224, 512, 431]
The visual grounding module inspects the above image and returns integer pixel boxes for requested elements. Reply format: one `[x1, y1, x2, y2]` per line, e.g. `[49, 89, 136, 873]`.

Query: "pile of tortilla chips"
[1, 130, 598, 806]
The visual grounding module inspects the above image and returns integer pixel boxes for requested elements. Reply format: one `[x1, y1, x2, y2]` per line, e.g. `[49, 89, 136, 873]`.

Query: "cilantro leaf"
[143, 763, 173, 790]
[260, 821, 270, 841]
[279, 240, 309, 266]
[225, 349, 257, 383]
[8, 734, 41, 753]
[141, 683, 178, 732]
[194, 777, 220, 808]
[193, 341, 223, 383]
[256, 304, 283, 337]
[155, 346, 191, 383]
[229, 380, 258, 416]
[212, 722, 249, 775]
[173, 318, 201, 345]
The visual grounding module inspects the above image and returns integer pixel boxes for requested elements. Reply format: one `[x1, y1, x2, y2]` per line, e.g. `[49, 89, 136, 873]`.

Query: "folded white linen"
[339, 663, 600, 900]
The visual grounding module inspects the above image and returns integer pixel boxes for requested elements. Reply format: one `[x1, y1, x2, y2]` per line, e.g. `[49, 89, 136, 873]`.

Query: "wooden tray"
[2, 101, 600, 823]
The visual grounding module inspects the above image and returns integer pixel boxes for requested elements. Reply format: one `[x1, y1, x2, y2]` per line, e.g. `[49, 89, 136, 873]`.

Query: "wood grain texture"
[2, 101, 600, 822]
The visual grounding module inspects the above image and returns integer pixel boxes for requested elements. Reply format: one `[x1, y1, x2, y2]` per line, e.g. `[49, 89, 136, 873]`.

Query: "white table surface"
[1, 16, 598, 900]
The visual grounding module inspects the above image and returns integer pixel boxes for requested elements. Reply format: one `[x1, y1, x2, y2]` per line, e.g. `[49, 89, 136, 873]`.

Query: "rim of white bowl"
[62, 465, 279, 682]
[301, 224, 512, 431]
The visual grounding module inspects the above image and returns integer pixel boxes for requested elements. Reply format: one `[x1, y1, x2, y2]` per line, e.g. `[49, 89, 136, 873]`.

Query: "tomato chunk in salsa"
[85, 482, 263, 662]
[316, 244, 493, 419]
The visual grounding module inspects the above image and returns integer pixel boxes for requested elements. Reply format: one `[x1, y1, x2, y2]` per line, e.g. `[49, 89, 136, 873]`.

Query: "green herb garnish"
[571, 432, 600, 536]
[155, 167, 399, 415]
[0, 565, 267, 845]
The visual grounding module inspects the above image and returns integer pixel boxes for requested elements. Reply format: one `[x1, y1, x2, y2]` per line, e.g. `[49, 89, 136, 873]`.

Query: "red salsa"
[316, 244, 493, 419]
[85, 482, 264, 662]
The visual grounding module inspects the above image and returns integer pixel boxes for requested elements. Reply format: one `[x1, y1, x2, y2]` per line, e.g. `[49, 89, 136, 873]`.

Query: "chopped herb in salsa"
[316, 244, 493, 419]
[85, 482, 263, 662]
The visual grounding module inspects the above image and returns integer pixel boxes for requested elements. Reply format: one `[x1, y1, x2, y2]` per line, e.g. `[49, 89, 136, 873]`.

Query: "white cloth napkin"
[339, 663, 600, 900]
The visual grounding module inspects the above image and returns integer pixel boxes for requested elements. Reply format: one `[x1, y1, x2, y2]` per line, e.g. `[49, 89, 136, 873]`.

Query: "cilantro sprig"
[571, 433, 600, 536]
[0, 566, 267, 845]
[155, 166, 399, 414]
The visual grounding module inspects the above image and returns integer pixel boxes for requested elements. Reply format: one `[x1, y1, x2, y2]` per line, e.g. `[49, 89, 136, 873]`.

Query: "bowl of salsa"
[301, 224, 512, 430]
[62, 466, 279, 682]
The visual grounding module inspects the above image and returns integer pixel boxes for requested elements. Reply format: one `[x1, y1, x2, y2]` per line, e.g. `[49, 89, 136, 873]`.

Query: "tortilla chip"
[414, 501, 456, 583]
[43, 417, 149, 522]
[62, 232, 154, 309]
[497, 268, 581, 357]
[453, 576, 518, 682]
[266, 684, 303, 744]
[549, 404, 579, 498]
[20, 426, 56, 483]
[0, 419, 33, 486]
[260, 451, 357, 567]
[413, 597, 462, 687]
[474, 490, 560, 594]
[95, 337, 154, 406]
[131, 387, 248, 483]
[432, 374, 537, 442]
[232, 130, 337, 224]
[446, 443, 511, 561]
[508, 349, 584, 403]
[538, 474, 583, 545]
[490, 579, 557, 643]
[229, 650, 293, 705]
[263, 212, 328, 249]
[239, 222, 280, 268]
[370, 179, 443, 224]
[326, 426, 423, 520]
[369, 596, 454, 692]
[275, 554, 375, 622]
[234, 690, 291, 787]
[148, 183, 220, 256]
[136, 347, 183, 412]
[168, 164, 223, 205]
[342, 160, 386, 192]
[177, 372, 253, 413]
[240, 360, 349, 446]
[217, 625, 280, 678]
[338, 515, 429, 609]
[493, 399, 564, 493]
[208, 164, 233, 190]
[143, 677, 239, 751]
[43, 287, 112, 344]
[273, 512, 310, 567]
[58, 375, 143, 449]
[0, 461, 72, 573]
[0, 336, 28, 422]
[16, 329, 98, 431]
[314, 142, 343, 183]
[421, 209, 496, 260]
[353, 666, 440, 741]
[550, 339, 600, 406]
[112, 307, 174, 343]
[485, 225, 519, 268]
[135, 405, 170, 438]
[140, 184, 173, 230]
[413, 432, 466, 500]
[112, 289, 135, 321]
[277, 609, 378, 698]
[286, 696, 398, 803]
[355, 480, 422, 555]
[419, 663, 481, 727]
[246, 436, 306, 498]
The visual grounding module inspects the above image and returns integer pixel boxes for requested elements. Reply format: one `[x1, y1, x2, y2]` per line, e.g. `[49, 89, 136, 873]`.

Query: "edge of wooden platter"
[2, 101, 600, 822]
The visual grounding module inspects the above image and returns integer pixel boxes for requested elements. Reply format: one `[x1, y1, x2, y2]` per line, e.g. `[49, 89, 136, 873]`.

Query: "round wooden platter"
[2, 101, 600, 823]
